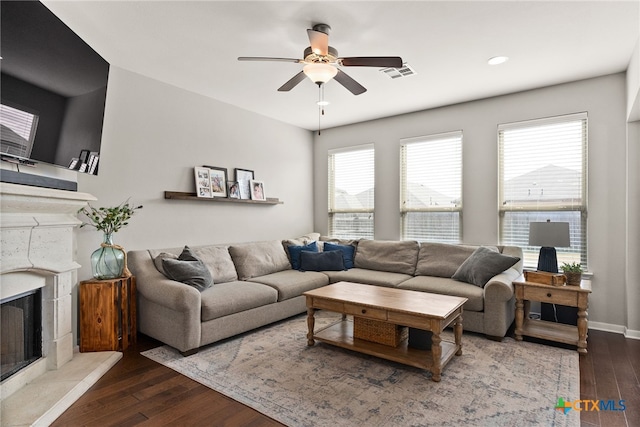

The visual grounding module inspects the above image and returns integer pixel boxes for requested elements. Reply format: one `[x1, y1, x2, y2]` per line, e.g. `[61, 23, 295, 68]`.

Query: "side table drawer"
[344, 303, 387, 320]
[523, 286, 578, 307]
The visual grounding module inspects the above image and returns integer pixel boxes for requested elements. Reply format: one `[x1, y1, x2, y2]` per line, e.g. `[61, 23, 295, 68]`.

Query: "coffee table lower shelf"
[313, 320, 458, 372]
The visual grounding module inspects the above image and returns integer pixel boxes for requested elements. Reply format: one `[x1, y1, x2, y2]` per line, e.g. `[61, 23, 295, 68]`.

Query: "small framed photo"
[68, 158, 80, 170]
[250, 179, 266, 201]
[194, 167, 212, 198]
[235, 168, 254, 199]
[227, 181, 240, 199]
[203, 165, 228, 197]
[88, 152, 100, 175]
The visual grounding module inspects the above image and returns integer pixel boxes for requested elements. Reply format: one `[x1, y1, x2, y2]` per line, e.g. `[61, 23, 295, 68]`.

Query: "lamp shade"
[303, 63, 338, 84]
[528, 221, 570, 247]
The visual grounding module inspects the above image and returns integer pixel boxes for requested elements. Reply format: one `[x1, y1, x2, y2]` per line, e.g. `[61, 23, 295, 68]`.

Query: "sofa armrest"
[483, 267, 520, 302]
[128, 249, 203, 353]
[128, 250, 201, 312]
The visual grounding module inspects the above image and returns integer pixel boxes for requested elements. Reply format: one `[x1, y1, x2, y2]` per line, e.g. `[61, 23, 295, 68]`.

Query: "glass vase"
[91, 233, 125, 280]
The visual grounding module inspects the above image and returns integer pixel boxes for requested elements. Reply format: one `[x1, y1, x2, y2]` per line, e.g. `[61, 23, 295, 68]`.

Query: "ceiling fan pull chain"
[318, 84, 322, 135]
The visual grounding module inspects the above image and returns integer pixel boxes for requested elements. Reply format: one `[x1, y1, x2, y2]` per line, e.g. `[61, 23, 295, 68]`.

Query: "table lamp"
[528, 220, 570, 273]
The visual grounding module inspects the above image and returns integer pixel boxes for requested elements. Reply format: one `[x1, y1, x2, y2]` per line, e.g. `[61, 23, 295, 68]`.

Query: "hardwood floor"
[52, 329, 639, 427]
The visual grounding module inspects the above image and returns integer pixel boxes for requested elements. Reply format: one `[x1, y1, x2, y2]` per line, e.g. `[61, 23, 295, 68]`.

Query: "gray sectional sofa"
[128, 234, 523, 355]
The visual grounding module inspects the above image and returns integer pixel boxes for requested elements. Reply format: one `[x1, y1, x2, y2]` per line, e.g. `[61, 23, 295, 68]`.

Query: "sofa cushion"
[415, 243, 478, 277]
[300, 250, 345, 272]
[229, 240, 291, 280]
[354, 239, 419, 275]
[192, 245, 238, 283]
[452, 246, 521, 287]
[248, 270, 330, 301]
[323, 242, 356, 269]
[200, 281, 278, 321]
[322, 268, 412, 288]
[286, 241, 318, 270]
[162, 246, 213, 292]
[398, 276, 484, 312]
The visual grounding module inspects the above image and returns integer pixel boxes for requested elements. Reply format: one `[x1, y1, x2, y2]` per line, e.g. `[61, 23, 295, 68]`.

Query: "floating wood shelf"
[164, 191, 283, 205]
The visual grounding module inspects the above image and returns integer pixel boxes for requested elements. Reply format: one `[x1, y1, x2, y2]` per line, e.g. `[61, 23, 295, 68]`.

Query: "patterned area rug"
[142, 312, 580, 426]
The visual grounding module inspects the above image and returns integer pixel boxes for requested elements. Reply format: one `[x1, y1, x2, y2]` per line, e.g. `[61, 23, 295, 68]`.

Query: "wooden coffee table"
[303, 281, 467, 382]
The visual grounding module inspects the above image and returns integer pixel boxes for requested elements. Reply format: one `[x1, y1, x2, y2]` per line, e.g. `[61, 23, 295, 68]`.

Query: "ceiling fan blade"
[238, 57, 302, 63]
[307, 29, 329, 56]
[340, 56, 403, 68]
[333, 69, 366, 95]
[278, 71, 307, 92]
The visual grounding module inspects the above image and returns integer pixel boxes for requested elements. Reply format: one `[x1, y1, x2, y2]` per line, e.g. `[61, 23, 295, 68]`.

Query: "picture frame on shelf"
[234, 168, 254, 199]
[194, 167, 212, 198]
[203, 165, 228, 197]
[79, 149, 91, 164]
[88, 152, 100, 175]
[227, 181, 240, 199]
[250, 179, 266, 201]
[68, 158, 80, 170]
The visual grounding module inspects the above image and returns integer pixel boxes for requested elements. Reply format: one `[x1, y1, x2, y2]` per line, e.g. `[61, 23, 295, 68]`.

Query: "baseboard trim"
[623, 328, 640, 340]
[588, 321, 626, 335]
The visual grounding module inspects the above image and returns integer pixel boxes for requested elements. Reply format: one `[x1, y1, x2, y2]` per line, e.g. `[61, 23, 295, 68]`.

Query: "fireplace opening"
[1, 289, 42, 382]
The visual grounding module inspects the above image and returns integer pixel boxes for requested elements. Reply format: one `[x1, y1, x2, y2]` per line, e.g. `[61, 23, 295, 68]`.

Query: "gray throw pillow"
[451, 246, 520, 288]
[300, 250, 345, 271]
[162, 246, 213, 291]
[153, 251, 178, 276]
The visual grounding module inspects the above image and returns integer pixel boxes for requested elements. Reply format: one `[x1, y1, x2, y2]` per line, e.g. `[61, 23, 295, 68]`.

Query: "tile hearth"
[1, 351, 121, 426]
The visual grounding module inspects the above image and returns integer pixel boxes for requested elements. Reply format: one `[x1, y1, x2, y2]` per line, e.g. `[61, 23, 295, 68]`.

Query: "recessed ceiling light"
[488, 56, 509, 65]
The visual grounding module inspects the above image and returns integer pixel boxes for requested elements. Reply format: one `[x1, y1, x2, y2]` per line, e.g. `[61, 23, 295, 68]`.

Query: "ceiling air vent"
[380, 63, 417, 79]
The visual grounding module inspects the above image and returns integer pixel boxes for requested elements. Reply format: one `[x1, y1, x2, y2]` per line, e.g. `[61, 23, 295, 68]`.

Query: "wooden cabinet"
[80, 276, 136, 352]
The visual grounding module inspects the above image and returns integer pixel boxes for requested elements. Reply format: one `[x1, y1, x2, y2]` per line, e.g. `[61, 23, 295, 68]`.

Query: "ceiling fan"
[238, 23, 403, 95]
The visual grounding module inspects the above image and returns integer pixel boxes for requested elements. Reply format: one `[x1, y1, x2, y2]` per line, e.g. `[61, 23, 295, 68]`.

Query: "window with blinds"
[498, 113, 587, 269]
[328, 145, 375, 239]
[400, 131, 462, 243]
[0, 102, 39, 159]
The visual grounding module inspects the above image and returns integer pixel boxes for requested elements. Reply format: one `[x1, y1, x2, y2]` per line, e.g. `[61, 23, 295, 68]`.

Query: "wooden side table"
[80, 276, 137, 352]
[514, 279, 591, 354]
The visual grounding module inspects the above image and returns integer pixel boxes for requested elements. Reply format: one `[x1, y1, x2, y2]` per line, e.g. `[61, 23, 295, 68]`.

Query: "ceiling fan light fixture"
[303, 62, 337, 84]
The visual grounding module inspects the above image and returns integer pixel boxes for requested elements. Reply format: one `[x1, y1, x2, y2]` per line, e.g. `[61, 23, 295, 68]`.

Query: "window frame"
[400, 130, 463, 243]
[327, 144, 375, 239]
[498, 112, 588, 269]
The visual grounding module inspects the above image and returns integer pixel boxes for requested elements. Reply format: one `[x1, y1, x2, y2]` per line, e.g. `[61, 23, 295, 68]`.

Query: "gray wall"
[73, 66, 314, 342]
[313, 73, 633, 332]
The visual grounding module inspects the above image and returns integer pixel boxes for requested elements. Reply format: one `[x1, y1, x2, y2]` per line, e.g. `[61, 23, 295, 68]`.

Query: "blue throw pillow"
[300, 250, 345, 272]
[323, 242, 355, 269]
[287, 241, 318, 270]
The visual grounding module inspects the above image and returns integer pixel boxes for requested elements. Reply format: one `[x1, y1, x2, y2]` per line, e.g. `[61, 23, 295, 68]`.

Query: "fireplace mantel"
[0, 183, 121, 426]
[1, 183, 96, 275]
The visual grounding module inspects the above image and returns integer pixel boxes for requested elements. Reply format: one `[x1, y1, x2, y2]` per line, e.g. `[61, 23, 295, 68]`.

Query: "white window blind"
[498, 113, 587, 269]
[0, 102, 39, 159]
[328, 145, 374, 239]
[400, 131, 462, 243]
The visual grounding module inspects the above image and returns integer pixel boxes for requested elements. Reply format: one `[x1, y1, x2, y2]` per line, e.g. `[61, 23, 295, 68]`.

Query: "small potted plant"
[561, 262, 583, 286]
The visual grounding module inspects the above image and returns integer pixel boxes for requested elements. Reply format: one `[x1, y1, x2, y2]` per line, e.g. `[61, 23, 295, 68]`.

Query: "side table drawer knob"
[547, 293, 552, 298]
[361, 309, 367, 314]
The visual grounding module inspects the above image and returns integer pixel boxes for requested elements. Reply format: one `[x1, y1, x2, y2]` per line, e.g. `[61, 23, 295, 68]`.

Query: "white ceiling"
[42, 1, 640, 131]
